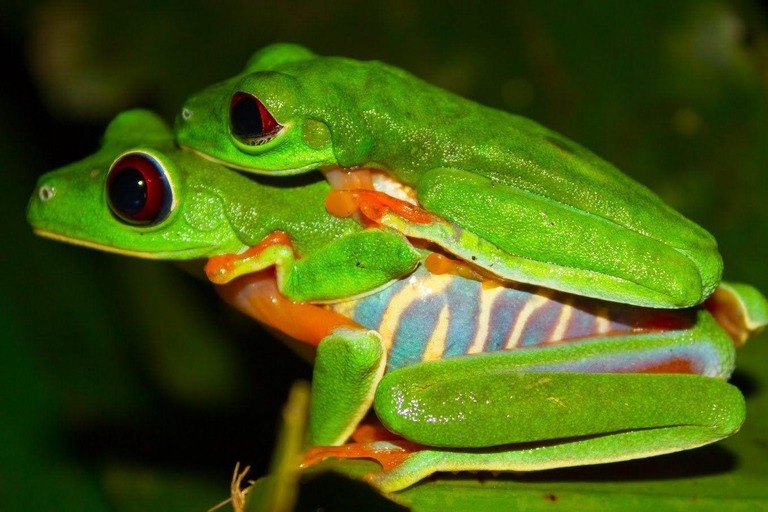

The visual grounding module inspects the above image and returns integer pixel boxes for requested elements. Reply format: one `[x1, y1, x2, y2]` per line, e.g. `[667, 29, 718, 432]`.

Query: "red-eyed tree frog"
[176, 43, 723, 310]
[28, 111, 768, 492]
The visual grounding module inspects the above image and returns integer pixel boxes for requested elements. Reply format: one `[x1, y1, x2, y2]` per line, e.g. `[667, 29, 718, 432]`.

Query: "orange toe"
[303, 440, 422, 472]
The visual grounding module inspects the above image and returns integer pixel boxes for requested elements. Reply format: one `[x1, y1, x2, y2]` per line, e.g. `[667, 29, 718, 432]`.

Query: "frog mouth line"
[32, 230, 209, 259]
[178, 144, 317, 176]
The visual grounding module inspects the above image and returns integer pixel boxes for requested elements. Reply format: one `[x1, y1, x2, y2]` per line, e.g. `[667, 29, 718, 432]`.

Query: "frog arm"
[216, 272, 386, 446]
[412, 168, 721, 308]
[309, 328, 386, 446]
[205, 228, 420, 302]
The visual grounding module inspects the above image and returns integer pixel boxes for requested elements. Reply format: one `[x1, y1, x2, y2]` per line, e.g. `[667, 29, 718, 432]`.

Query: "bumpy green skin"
[176, 43, 722, 308]
[27, 110, 420, 302]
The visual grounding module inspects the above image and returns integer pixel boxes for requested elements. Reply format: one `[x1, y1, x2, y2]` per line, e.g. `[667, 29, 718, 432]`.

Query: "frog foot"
[705, 281, 768, 347]
[304, 421, 422, 472]
[325, 189, 437, 225]
[302, 439, 422, 472]
[205, 231, 293, 284]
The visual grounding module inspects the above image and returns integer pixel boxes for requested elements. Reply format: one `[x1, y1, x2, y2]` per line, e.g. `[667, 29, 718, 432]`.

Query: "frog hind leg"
[308, 327, 387, 446]
[413, 168, 714, 308]
[366, 310, 742, 491]
[370, 371, 745, 492]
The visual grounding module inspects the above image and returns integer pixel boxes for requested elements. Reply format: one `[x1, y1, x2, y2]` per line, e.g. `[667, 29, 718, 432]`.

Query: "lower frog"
[28, 110, 768, 492]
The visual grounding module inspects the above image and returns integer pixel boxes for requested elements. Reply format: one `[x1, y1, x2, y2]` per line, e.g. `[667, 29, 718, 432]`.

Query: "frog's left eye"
[229, 92, 282, 146]
[107, 153, 172, 225]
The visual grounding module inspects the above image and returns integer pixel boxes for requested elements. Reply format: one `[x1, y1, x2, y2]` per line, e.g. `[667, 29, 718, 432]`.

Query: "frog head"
[28, 110, 248, 260]
[175, 43, 375, 175]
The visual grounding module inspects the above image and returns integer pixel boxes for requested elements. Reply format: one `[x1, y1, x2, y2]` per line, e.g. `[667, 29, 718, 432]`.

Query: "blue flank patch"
[388, 294, 444, 371]
[443, 277, 481, 357]
[486, 289, 528, 351]
[352, 278, 409, 332]
[518, 300, 559, 347]
[565, 306, 598, 339]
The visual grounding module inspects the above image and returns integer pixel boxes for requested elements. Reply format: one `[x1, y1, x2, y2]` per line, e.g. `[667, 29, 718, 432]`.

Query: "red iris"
[107, 153, 170, 224]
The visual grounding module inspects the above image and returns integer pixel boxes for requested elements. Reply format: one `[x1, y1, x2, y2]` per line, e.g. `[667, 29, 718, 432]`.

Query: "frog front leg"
[217, 271, 387, 446]
[208, 229, 410, 444]
[309, 327, 386, 445]
[205, 228, 419, 303]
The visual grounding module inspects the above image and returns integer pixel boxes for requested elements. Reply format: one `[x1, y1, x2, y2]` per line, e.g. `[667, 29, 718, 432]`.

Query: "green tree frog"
[28, 111, 768, 492]
[176, 43, 722, 310]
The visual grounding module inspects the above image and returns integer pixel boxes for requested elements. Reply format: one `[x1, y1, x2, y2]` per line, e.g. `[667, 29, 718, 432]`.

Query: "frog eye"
[107, 153, 172, 225]
[229, 92, 281, 146]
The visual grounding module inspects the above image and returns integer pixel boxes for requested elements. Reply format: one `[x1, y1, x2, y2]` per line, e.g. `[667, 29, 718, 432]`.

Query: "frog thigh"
[308, 328, 386, 446]
[370, 378, 744, 492]
[415, 168, 716, 308]
[375, 368, 742, 448]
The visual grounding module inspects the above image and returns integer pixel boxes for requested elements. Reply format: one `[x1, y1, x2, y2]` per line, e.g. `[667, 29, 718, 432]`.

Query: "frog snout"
[27, 180, 57, 229]
[28, 181, 56, 226]
[38, 184, 56, 202]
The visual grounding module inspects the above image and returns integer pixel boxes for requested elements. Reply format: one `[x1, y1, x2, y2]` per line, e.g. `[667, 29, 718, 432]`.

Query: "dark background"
[2, 1, 768, 510]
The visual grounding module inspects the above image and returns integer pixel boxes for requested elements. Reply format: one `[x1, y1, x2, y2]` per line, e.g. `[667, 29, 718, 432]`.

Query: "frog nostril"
[39, 184, 56, 202]
[182, 108, 192, 120]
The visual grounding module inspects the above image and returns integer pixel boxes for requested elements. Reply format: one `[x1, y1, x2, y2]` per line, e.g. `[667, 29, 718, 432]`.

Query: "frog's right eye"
[229, 92, 282, 146]
[107, 153, 172, 225]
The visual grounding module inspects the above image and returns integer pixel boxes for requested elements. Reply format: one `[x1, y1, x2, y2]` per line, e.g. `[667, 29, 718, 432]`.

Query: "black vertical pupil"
[109, 167, 147, 217]
[231, 95, 264, 137]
